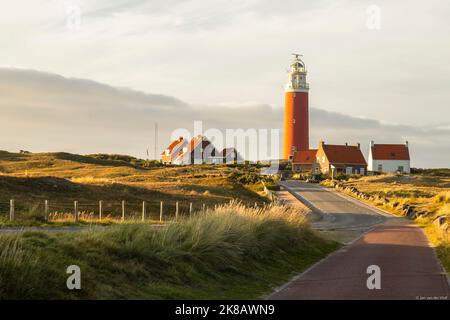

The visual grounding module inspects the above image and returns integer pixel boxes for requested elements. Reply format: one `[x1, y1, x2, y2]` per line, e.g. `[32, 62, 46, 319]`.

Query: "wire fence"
[0, 199, 220, 223]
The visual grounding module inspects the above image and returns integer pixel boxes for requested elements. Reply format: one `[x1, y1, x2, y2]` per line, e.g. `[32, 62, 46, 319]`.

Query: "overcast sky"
[1, 0, 449, 167]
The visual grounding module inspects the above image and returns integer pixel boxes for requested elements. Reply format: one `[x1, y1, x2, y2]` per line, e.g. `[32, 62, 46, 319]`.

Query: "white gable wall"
[368, 158, 410, 173]
[368, 146, 410, 173]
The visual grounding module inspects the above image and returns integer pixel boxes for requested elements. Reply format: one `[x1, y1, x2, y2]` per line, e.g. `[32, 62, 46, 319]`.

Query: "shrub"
[264, 182, 280, 191]
[333, 173, 350, 181]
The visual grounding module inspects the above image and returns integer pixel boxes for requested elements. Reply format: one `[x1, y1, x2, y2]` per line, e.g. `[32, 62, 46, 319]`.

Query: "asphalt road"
[278, 180, 388, 231]
[269, 180, 450, 300]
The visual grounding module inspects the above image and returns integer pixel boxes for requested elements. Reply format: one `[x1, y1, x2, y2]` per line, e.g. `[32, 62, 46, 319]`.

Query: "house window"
[378, 164, 383, 172]
[398, 166, 404, 173]
[360, 168, 365, 175]
[345, 167, 353, 175]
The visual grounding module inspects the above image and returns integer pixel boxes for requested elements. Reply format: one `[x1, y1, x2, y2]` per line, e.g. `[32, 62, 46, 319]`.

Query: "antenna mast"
[154, 122, 158, 160]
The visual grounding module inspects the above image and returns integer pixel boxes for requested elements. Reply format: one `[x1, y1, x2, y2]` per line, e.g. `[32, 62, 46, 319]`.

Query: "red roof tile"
[371, 144, 410, 160]
[323, 144, 367, 165]
[293, 149, 317, 164]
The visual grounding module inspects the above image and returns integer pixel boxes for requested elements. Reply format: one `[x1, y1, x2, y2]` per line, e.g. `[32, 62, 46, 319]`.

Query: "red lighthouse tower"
[283, 54, 310, 160]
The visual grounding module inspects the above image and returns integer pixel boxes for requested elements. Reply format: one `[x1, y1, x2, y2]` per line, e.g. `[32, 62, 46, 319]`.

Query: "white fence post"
[175, 201, 179, 220]
[160, 201, 163, 222]
[189, 202, 193, 217]
[121, 200, 125, 222]
[10, 199, 14, 221]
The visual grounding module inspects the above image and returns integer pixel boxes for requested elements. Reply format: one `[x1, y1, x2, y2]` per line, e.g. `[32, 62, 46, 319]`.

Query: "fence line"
[2, 198, 268, 223]
[1, 199, 223, 223]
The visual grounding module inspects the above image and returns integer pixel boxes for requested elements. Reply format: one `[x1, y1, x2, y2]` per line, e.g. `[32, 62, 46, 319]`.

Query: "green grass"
[436, 242, 450, 274]
[0, 202, 339, 299]
[416, 219, 450, 274]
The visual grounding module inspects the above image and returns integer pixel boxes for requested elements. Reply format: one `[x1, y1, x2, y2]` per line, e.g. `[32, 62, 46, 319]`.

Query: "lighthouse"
[283, 54, 310, 160]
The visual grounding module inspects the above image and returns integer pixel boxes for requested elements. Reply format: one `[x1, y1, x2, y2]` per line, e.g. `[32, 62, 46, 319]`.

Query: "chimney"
[406, 141, 409, 147]
[371, 140, 375, 147]
[319, 140, 325, 149]
[357, 143, 361, 149]
[345, 142, 348, 146]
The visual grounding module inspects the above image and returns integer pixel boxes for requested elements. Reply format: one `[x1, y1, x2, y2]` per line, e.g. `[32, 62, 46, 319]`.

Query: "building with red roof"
[368, 141, 411, 173]
[162, 135, 242, 165]
[292, 149, 318, 173]
[161, 137, 187, 164]
[316, 141, 367, 175]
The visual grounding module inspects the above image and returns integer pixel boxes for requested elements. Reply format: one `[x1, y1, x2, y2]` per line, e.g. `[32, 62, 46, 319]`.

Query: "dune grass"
[0, 150, 273, 226]
[0, 201, 339, 299]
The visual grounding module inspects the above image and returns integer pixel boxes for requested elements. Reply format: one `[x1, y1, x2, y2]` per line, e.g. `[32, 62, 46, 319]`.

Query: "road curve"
[279, 180, 388, 231]
[270, 180, 450, 300]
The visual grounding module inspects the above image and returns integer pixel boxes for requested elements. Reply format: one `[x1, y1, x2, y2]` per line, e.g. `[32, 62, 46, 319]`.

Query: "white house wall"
[368, 159, 411, 173]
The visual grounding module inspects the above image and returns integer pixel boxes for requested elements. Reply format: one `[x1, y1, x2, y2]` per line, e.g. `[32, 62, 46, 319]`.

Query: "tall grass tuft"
[434, 192, 450, 204]
[0, 236, 42, 298]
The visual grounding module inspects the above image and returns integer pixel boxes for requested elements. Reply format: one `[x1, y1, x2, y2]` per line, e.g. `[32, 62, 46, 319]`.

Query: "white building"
[368, 141, 411, 173]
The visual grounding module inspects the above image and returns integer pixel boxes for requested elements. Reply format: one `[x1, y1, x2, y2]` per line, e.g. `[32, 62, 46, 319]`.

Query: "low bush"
[264, 182, 280, 191]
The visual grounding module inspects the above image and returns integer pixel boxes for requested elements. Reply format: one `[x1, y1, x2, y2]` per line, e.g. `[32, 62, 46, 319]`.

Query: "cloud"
[2, 0, 450, 129]
[0, 68, 448, 167]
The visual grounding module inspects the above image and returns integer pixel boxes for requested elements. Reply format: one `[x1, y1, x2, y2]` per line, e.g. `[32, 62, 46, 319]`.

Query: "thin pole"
[9, 199, 14, 221]
[99, 200, 103, 221]
[74, 201, 78, 222]
[203, 203, 206, 212]
[175, 201, 179, 220]
[122, 200, 125, 222]
[142, 201, 146, 222]
[44, 200, 49, 221]
[189, 202, 193, 217]
[154, 122, 158, 160]
[160, 201, 163, 222]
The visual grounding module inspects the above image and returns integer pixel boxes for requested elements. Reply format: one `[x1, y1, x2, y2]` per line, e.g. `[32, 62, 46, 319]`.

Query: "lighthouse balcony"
[285, 83, 309, 91]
